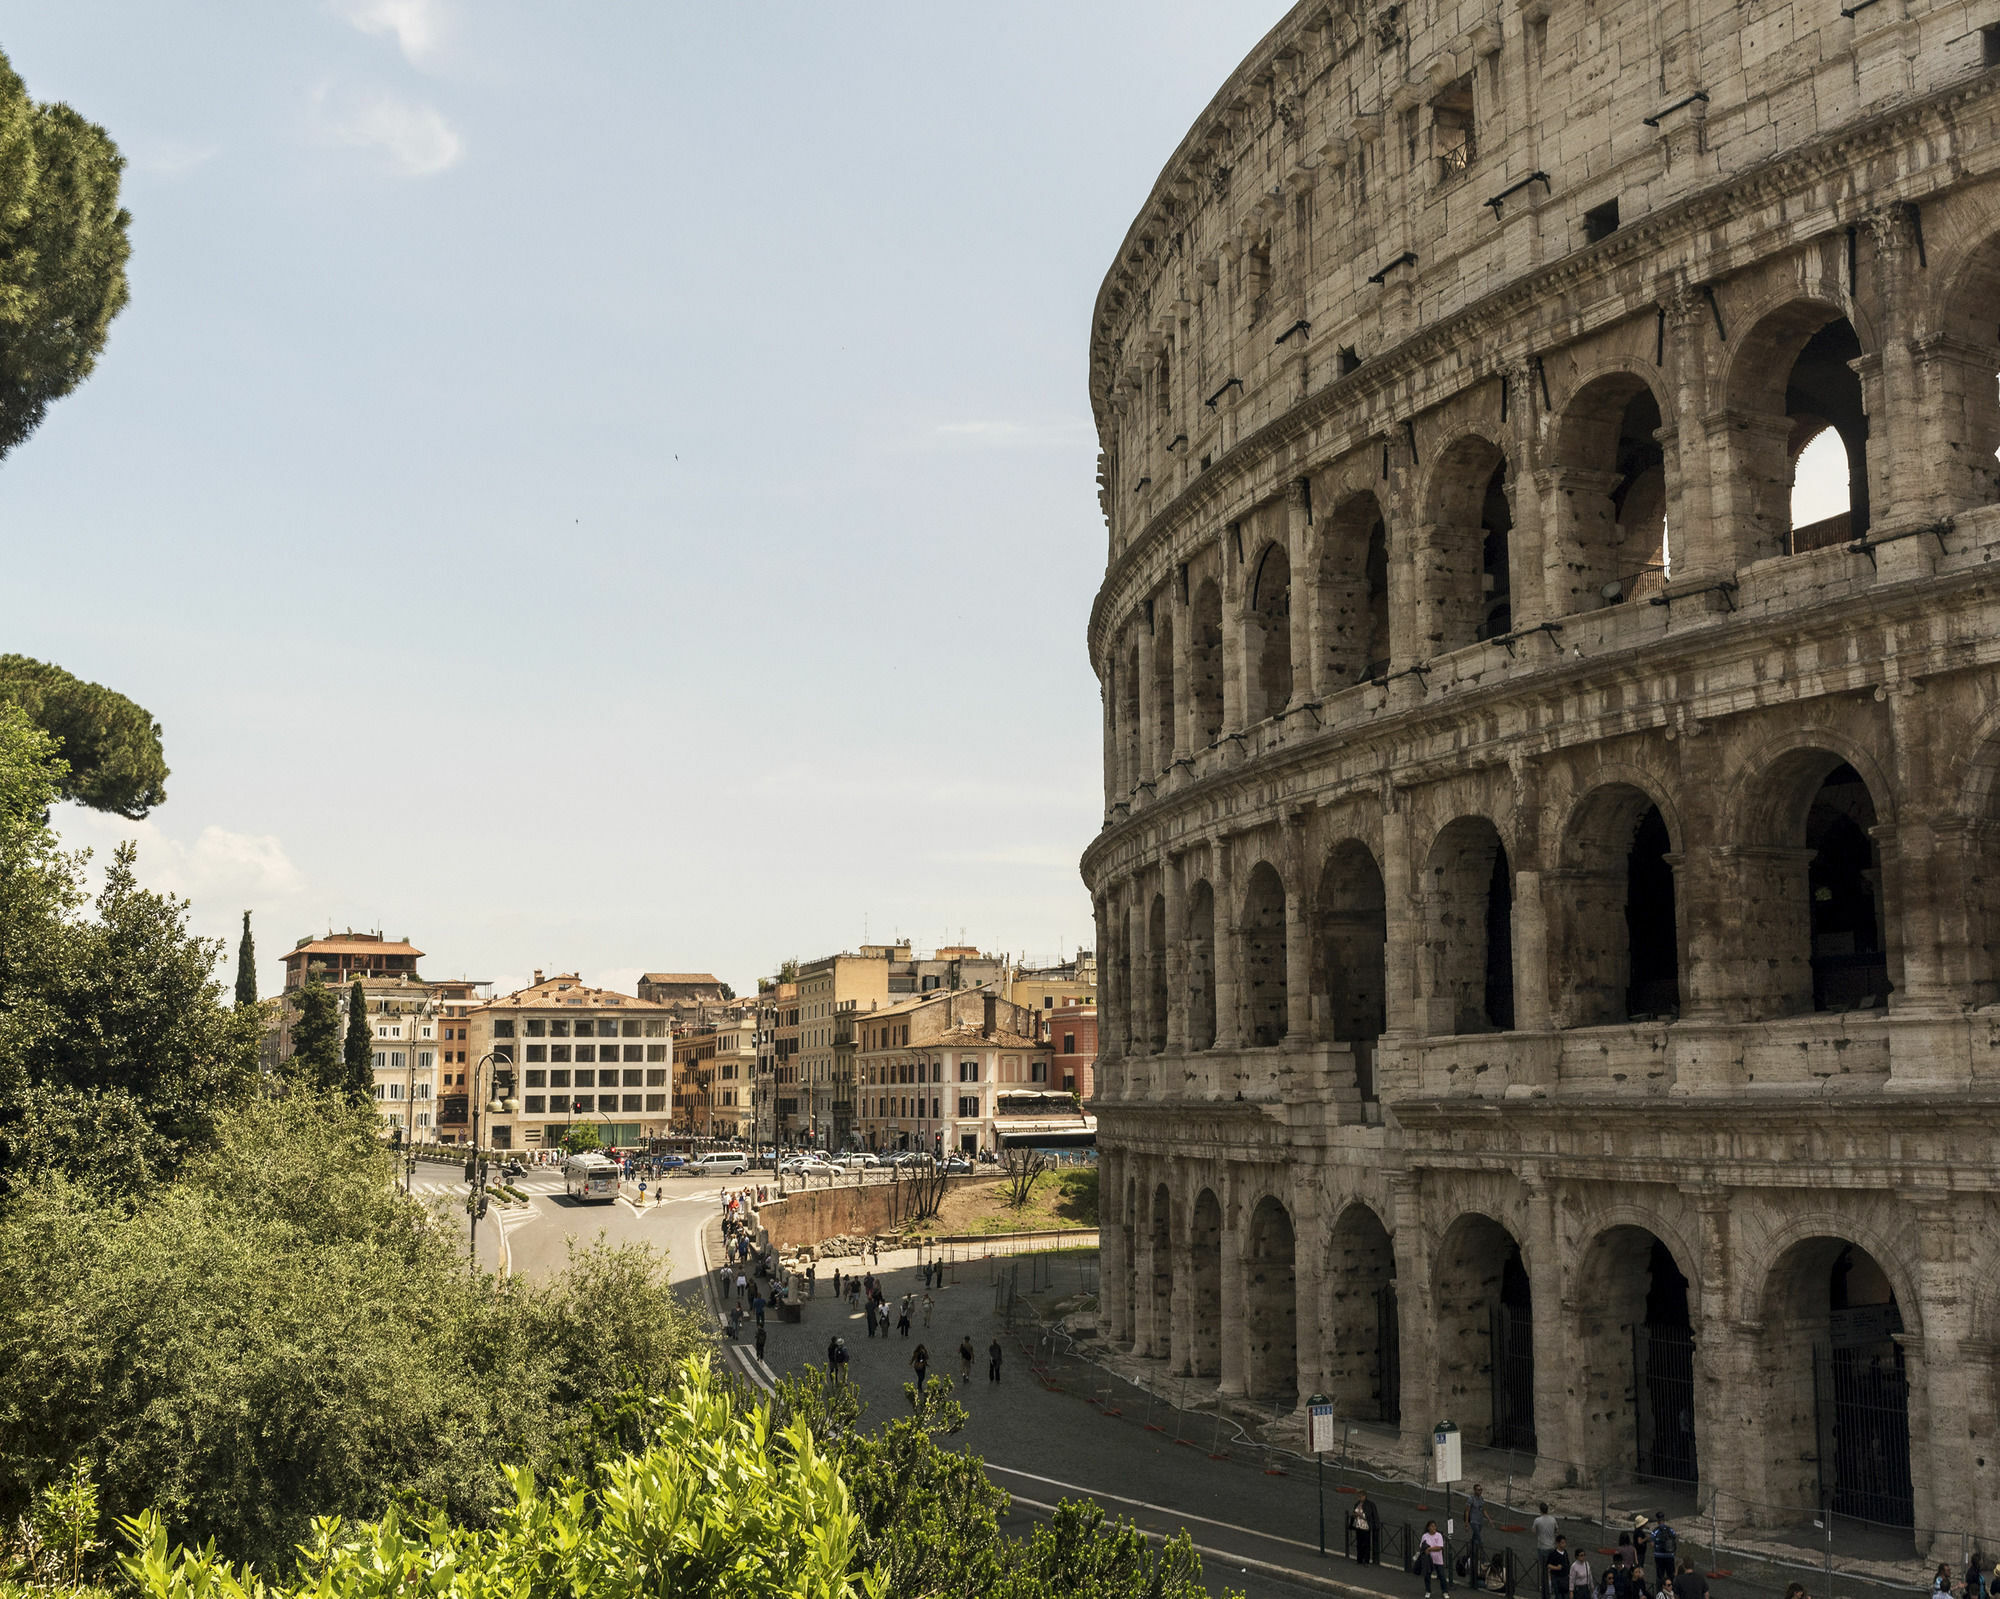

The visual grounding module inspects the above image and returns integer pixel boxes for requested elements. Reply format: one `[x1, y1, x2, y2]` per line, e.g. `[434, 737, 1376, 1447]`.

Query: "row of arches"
[1106, 742, 1899, 1062]
[1105, 281, 1935, 804]
[1120, 1182, 1917, 1528]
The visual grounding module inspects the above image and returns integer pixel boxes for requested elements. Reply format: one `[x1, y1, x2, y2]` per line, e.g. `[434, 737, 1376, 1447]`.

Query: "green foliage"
[0, 1094, 710, 1568]
[341, 983, 370, 1102]
[118, 1357, 875, 1599]
[0, 1463, 103, 1594]
[286, 983, 339, 1092]
[0, 657, 164, 819]
[0, 52, 131, 464]
[0, 707, 257, 1192]
[564, 1122, 602, 1153]
[991, 1500, 1218, 1599]
[232, 914, 254, 1009]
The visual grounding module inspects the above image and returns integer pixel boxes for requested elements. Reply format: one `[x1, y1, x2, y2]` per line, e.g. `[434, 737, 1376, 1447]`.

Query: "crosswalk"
[406, 1178, 715, 1208]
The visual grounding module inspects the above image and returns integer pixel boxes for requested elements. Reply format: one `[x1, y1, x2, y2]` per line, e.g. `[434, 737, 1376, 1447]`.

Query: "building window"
[623, 1020, 642, 1037]
[572, 1095, 594, 1113]
[647, 1044, 668, 1062]
[550, 1069, 571, 1088]
[959, 1059, 979, 1082]
[622, 1094, 642, 1113]
[645, 1020, 666, 1037]
[571, 1068, 592, 1088]
[549, 1020, 570, 1038]
[1063, 1033, 1076, 1054]
[624, 1043, 643, 1062]
[623, 1068, 642, 1088]
[1031, 1060, 1048, 1084]
[551, 1045, 571, 1063]
[645, 1068, 666, 1087]
[525, 1020, 545, 1038]
[492, 1046, 513, 1064]
[526, 1045, 547, 1063]
[645, 1093, 666, 1111]
[418, 1051, 434, 1069]
[373, 1051, 386, 1070]
[525, 1095, 546, 1114]
[526, 1069, 547, 1089]
[575, 1045, 595, 1064]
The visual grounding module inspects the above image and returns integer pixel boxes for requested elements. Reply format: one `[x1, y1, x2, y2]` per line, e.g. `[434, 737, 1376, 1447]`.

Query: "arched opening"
[1317, 491, 1391, 688]
[1726, 302, 1870, 563]
[1421, 437, 1513, 654]
[1325, 1201, 1398, 1423]
[1245, 1195, 1298, 1404]
[1152, 608, 1177, 768]
[1147, 894, 1168, 1054]
[1241, 861, 1288, 1047]
[1190, 579, 1225, 744]
[1550, 374, 1669, 614]
[1114, 906, 1134, 1050]
[1758, 1237, 1913, 1530]
[1187, 878, 1218, 1051]
[1434, 1213, 1535, 1451]
[1121, 1178, 1138, 1350]
[1312, 840, 1387, 1102]
[1121, 642, 1141, 792]
[1928, 232, 2000, 514]
[1807, 764, 1889, 1013]
[1188, 1188, 1223, 1378]
[1574, 1225, 1698, 1485]
[1246, 541, 1294, 722]
[1147, 1184, 1173, 1359]
[1421, 817, 1514, 1035]
[1554, 785, 1680, 1027]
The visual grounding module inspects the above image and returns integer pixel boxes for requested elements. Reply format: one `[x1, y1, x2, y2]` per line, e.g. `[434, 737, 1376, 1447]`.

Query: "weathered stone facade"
[1081, 0, 2000, 1548]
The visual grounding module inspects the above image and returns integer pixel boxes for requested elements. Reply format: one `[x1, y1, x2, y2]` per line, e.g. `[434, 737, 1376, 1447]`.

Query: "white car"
[838, 1152, 880, 1169]
[781, 1157, 838, 1176]
[689, 1151, 750, 1177]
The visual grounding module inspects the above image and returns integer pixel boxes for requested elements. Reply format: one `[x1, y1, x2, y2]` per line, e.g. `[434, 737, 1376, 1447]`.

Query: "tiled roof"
[288, 938, 424, 960]
[478, 976, 670, 1011]
[640, 972, 723, 986]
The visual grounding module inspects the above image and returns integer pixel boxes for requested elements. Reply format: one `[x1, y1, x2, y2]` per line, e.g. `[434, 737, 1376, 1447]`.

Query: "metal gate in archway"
[1489, 1302, 1536, 1452]
[1375, 1283, 1401, 1425]
[1632, 1325, 1698, 1484]
[1813, 1340, 1914, 1528]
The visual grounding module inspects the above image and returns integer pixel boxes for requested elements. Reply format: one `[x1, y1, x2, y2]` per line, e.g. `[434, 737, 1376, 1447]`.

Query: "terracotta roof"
[929, 1025, 1047, 1050]
[287, 938, 424, 961]
[478, 976, 670, 1011]
[640, 972, 723, 986]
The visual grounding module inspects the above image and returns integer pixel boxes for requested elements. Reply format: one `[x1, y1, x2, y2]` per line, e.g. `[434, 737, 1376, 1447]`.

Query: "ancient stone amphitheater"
[1081, 0, 2000, 1547]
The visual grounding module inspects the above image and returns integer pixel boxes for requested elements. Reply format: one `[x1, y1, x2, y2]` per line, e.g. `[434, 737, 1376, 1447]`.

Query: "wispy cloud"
[55, 810, 304, 907]
[313, 85, 463, 177]
[925, 418, 1095, 450]
[331, 0, 451, 67]
[130, 137, 220, 178]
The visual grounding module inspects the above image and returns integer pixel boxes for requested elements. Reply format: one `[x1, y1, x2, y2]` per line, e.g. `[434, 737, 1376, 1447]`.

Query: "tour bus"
[562, 1154, 618, 1203]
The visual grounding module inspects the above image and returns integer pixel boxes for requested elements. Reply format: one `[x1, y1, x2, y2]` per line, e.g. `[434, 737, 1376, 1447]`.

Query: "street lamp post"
[466, 1049, 514, 1274]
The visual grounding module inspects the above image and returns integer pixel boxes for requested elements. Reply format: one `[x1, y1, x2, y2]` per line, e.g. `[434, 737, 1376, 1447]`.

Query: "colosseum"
[1081, 0, 2000, 1549]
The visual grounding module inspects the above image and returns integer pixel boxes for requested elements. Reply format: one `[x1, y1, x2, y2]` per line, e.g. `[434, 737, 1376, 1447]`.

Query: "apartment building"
[1046, 1003, 1098, 1098]
[1006, 951, 1098, 1016]
[795, 948, 905, 1149]
[674, 1005, 757, 1139]
[468, 972, 674, 1150]
[768, 979, 802, 1142]
[855, 989, 1089, 1155]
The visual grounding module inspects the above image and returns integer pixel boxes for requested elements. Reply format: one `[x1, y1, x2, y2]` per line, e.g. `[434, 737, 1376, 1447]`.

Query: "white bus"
[563, 1155, 618, 1203]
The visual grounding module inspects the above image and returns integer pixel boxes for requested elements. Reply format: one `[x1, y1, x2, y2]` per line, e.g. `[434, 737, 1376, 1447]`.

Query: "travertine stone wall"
[1082, 0, 2000, 1553]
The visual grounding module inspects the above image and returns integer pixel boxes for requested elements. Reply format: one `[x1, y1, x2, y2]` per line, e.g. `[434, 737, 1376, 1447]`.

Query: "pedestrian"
[988, 1336, 1003, 1382]
[865, 1299, 877, 1338]
[829, 1336, 849, 1380]
[911, 1342, 930, 1395]
[1932, 1567, 1954, 1597]
[1570, 1551, 1594, 1599]
[1543, 1537, 1569, 1599]
[752, 1292, 766, 1328]
[754, 1322, 766, 1361]
[923, 1291, 934, 1326]
[959, 1335, 975, 1381]
[1419, 1519, 1449, 1595]
[1347, 1492, 1378, 1564]
[1632, 1518, 1652, 1576]
[1467, 1484, 1486, 1589]
[1613, 1534, 1634, 1572]
[897, 1307, 911, 1338]
[1673, 1561, 1706, 1599]
[807, 1264, 817, 1299]
[736, 1271, 748, 1305]
[1534, 1507, 1560, 1599]
[834, 1268, 843, 1300]
[1650, 1515, 1677, 1591]
[1970, 1553, 1990, 1599]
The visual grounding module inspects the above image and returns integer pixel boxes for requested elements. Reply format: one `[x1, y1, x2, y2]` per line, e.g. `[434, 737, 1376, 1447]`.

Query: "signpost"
[1434, 1420, 1462, 1555]
[1307, 1395, 1336, 1556]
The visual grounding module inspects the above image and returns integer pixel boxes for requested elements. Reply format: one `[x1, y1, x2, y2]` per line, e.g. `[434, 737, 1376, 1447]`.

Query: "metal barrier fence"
[982, 1245, 1963, 1599]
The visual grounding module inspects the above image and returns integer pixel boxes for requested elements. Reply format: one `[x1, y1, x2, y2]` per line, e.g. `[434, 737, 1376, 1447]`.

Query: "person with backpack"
[1650, 1515, 1678, 1590]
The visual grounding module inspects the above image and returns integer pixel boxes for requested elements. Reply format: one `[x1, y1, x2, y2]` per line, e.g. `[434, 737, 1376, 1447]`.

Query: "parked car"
[689, 1151, 750, 1177]
[657, 1154, 686, 1170]
[837, 1152, 880, 1169]
[940, 1156, 973, 1174]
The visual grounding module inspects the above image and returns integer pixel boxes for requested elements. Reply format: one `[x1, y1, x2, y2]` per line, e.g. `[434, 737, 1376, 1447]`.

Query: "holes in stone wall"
[1786, 319, 1869, 551]
[1187, 1188, 1224, 1377]
[1241, 862, 1289, 1047]
[1245, 1195, 1298, 1404]
[1421, 436, 1512, 654]
[1246, 541, 1295, 721]
[1422, 816, 1515, 1035]
[1149, 1185, 1174, 1359]
[1553, 375, 1669, 613]
[1152, 608, 1177, 767]
[1121, 643, 1142, 790]
[1325, 1202, 1398, 1423]
[1555, 785, 1680, 1027]
[1575, 1227, 1697, 1484]
[1806, 763, 1889, 1013]
[1317, 491, 1391, 687]
[1312, 840, 1387, 1099]
[1147, 894, 1169, 1054]
[1190, 579, 1226, 743]
[1187, 878, 1219, 1051]
[1434, 1214, 1535, 1451]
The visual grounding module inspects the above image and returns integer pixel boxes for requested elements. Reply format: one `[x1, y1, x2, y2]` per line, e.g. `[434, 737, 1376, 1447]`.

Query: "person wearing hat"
[827, 1336, 849, 1380]
[1632, 1516, 1652, 1574]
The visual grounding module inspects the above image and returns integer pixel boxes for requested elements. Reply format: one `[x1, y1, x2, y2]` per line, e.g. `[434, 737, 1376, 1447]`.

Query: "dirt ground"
[900, 1166, 1097, 1235]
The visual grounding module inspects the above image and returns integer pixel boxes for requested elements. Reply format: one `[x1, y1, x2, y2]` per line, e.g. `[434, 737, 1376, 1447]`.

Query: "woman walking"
[1419, 1520, 1450, 1595]
[911, 1342, 930, 1398]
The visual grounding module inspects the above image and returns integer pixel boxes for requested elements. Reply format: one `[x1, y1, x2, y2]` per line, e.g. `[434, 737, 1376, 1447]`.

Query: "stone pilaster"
[1286, 477, 1316, 712]
[1218, 1170, 1247, 1396]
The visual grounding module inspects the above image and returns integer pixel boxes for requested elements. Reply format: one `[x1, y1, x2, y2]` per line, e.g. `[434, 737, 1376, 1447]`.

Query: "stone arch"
[1571, 1222, 1699, 1485]
[1324, 1199, 1398, 1423]
[1419, 433, 1512, 654]
[1315, 490, 1391, 689]
[1753, 1233, 1915, 1529]
[1146, 893, 1168, 1054]
[1120, 637, 1142, 792]
[1245, 539, 1294, 722]
[1950, 707, 2000, 1007]
[1732, 743, 1895, 1018]
[1419, 815, 1515, 1035]
[1148, 1183, 1174, 1359]
[1719, 293, 1872, 562]
[1551, 778, 1682, 1026]
[1245, 1192, 1298, 1403]
[1433, 1211, 1535, 1451]
[1240, 860, 1289, 1047]
[1151, 605, 1177, 770]
[1547, 368, 1673, 615]
[1187, 1186, 1223, 1377]
[1190, 578, 1225, 744]
[1311, 838, 1387, 1101]
[1187, 877, 1218, 1051]
[1918, 220, 2000, 513]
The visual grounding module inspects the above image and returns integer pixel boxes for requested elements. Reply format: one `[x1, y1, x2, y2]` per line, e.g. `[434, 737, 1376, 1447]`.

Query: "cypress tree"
[289, 983, 340, 1090]
[343, 981, 374, 1103]
[234, 911, 256, 1008]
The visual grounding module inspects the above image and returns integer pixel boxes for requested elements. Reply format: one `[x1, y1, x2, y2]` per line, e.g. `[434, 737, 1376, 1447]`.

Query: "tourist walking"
[922, 1291, 933, 1326]
[1419, 1520, 1449, 1595]
[1649, 1516, 1676, 1590]
[1570, 1551, 1595, 1599]
[1466, 1484, 1486, 1589]
[911, 1342, 930, 1395]
[1543, 1538, 1569, 1599]
[1347, 1493, 1379, 1564]
[1533, 1508, 1560, 1599]
[754, 1322, 766, 1361]
[1673, 1558, 1708, 1599]
[988, 1336, 1003, 1382]
[959, 1335, 975, 1381]
[897, 1306, 911, 1338]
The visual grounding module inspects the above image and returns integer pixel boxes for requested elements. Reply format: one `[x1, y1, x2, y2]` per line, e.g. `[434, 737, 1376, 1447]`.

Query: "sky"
[0, 1, 1286, 1000]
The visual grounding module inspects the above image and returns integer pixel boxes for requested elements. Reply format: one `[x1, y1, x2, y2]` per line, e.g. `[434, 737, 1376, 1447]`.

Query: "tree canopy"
[0, 655, 166, 818]
[0, 49, 132, 463]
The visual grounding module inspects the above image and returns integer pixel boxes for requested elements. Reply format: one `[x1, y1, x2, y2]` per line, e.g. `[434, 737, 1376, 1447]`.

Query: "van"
[689, 1151, 750, 1177]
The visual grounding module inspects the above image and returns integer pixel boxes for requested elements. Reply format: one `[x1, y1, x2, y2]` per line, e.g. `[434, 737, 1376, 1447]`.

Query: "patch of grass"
[900, 1168, 1097, 1236]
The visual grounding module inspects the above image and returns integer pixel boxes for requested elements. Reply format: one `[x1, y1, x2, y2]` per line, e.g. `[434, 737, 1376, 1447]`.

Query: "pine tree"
[234, 911, 256, 1008]
[343, 982, 373, 1103]
[289, 983, 340, 1091]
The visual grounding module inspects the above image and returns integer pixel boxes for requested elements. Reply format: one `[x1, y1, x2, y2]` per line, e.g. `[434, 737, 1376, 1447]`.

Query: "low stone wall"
[756, 1177, 982, 1250]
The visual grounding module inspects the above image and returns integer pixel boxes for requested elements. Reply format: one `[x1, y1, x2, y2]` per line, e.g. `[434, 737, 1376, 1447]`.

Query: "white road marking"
[1004, 1491, 1353, 1596]
[983, 1464, 1327, 1558]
